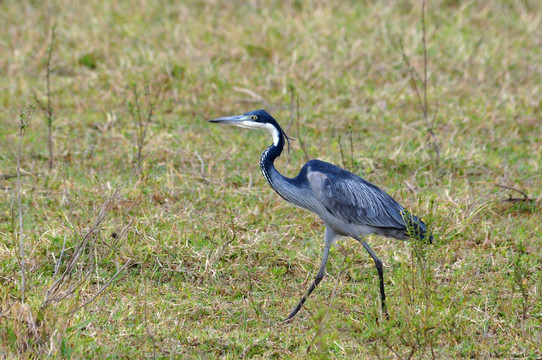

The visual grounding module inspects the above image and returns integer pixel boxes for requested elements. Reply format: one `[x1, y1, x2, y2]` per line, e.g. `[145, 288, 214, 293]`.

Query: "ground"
[0, 0, 541, 358]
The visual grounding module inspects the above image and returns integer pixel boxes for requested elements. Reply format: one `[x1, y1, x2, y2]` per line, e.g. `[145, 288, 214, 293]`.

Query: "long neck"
[259, 124, 312, 210]
[259, 124, 288, 197]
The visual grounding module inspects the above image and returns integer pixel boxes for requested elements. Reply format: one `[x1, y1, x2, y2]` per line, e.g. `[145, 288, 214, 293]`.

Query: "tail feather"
[404, 212, 433, 243]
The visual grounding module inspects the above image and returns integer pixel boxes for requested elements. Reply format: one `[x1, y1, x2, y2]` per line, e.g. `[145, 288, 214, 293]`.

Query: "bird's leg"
[283, 243, 331, 323]
[361, 240, 388, 318]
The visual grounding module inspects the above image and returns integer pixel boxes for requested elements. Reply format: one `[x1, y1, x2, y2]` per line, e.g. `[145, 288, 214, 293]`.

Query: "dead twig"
[233, 86, 270, 108]
[193, 151, 208, 183]
[52, 235, 67, 279]
[289, 85, 309, 162]
[45, 25, 56, 170]
[66, 260, 132, 315]
[338, 127, 355, 171]
[496, 184, 538, 203]
[34, 25, 57, 171]
[420, 0, 439, 165]
[338, 134, 347, 170]
[1, 173, 31, 180]
[42, 164, 142, 309]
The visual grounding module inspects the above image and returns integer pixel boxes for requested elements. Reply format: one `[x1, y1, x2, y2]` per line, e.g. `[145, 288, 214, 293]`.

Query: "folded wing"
[307, 167, 406, 230]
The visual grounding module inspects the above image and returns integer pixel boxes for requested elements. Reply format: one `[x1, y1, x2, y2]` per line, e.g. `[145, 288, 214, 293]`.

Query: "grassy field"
[1, 0, 541, 358]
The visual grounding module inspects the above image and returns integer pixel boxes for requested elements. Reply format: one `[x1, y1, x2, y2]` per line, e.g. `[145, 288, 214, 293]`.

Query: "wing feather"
[307, 164, 406, 229]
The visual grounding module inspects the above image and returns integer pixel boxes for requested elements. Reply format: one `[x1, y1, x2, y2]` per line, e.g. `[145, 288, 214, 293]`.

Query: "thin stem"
[349, 126, 354, 171]
[397, 0, 440, 165]
[130, 84, 162, 165]
[421, 0, 428, 123]
[46, 25, 56, 170]
[66, 261, 131, 315]
[338, 134, 346, 169]
[16, 105, 34, 303]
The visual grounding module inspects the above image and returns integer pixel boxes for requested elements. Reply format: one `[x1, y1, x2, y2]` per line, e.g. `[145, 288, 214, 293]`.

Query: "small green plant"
[512, 241, 531, 320]
[128, 84, 163, 166]
[78, 52, 99, 69]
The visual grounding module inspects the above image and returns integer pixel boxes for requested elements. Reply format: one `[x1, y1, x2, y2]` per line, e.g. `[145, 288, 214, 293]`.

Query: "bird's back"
[295, 159, 430, 241]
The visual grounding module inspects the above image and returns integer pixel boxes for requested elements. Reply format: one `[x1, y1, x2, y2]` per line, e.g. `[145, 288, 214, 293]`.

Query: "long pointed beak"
[208, 114, 252, 125]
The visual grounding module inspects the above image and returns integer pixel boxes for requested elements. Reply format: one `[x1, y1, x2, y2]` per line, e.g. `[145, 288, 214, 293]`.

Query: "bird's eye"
[250, 115, 257, 120]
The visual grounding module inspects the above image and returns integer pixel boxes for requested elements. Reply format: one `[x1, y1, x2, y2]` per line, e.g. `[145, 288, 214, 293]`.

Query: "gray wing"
[307, 170, 406, 229]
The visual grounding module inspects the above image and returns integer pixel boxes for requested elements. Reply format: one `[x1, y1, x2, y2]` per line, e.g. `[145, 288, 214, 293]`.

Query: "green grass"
[1, 0, 541, 358]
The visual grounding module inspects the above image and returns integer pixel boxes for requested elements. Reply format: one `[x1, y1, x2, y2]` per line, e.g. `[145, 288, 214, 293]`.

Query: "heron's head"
[209, 109, 277, 129]
[209, 109, 286, 146]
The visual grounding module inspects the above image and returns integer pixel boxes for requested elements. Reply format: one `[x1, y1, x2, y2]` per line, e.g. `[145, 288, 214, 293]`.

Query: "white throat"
[236, 121, 280, 146]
